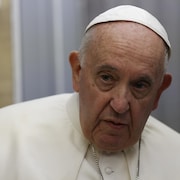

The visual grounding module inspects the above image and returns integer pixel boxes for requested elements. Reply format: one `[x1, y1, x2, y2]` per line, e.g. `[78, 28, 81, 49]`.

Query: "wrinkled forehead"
[85, 5, 171, 58]
[83, 22, 167, 73]
[87, 21, 166, 49]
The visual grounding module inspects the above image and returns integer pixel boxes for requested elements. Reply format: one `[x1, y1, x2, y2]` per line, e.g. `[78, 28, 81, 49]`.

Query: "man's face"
[70, 22, 171, 152]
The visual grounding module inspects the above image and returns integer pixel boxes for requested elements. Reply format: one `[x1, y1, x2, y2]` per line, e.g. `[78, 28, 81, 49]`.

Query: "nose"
[110, 91, 130, 114]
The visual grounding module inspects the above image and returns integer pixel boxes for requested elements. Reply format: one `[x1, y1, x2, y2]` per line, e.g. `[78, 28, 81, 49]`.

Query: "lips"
[102, 119, 128, 130]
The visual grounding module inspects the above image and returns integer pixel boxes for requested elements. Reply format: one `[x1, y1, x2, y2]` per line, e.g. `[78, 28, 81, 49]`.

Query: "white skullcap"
[86, 5, 171, 55]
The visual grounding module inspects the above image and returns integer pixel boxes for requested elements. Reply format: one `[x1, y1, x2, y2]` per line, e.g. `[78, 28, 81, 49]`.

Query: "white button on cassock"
[105, 167, 114, 175]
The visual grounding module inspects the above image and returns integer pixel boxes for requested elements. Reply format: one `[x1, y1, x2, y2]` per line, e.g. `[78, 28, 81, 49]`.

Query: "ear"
[153, 73, 172, 110]
[69, 51, 81, 92]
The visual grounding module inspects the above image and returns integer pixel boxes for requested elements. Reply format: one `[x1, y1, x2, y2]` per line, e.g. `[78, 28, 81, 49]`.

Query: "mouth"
[103, 120, 128, 130]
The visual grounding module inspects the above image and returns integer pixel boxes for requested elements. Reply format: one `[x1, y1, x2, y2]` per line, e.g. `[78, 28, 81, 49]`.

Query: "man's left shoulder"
[141, 116, 180, 177]
[143, 116, 180, 146]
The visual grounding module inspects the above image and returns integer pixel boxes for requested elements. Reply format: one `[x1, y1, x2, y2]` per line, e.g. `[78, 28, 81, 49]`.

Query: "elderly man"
[0, 5, 180, 180]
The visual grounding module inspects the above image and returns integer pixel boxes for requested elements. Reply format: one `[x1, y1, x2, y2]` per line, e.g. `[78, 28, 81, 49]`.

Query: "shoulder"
[0, 93, 73, 119]
[0, 93, 77, 135]
[140, 116, 180, 179]
[0, 93, 87, 177]
[142, 115, 180, 152]
[144, 116, 180, 142]
[0, 92, 80, 146]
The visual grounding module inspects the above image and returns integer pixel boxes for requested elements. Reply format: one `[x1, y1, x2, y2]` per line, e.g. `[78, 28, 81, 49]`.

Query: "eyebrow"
[95, 64, 118, 72]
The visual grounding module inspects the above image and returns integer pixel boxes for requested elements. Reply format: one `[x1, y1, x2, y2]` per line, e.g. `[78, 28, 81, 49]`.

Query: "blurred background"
[0, 0, 180, 132]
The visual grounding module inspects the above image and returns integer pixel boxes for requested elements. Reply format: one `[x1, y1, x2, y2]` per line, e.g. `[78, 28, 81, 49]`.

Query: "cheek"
[131, 97, 156, 131]
[129, 97, 154, 124]
[79, 80, 109, 142]
[79, 82, 99, 132]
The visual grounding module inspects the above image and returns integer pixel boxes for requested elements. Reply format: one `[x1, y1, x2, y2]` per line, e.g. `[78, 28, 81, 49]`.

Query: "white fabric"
[99, 151, 130, 180]
[0, 93, 180, 179]
[86, 5, 171, 51]
[78, 145, 131, 180]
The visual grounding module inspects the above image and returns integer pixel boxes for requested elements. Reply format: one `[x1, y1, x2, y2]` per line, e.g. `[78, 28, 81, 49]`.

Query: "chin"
[94, 141, 126, 153]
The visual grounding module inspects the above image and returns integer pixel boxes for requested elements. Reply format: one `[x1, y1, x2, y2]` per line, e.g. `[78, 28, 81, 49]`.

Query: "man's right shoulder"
[0, 93, 74, 120]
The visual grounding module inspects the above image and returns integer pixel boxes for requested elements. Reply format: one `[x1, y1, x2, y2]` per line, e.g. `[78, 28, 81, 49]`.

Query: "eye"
[95, 72, 116, 91]
[100, 74, 113, 83]
[131, 80, 152, 98]
[134, 81, 148, 89]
